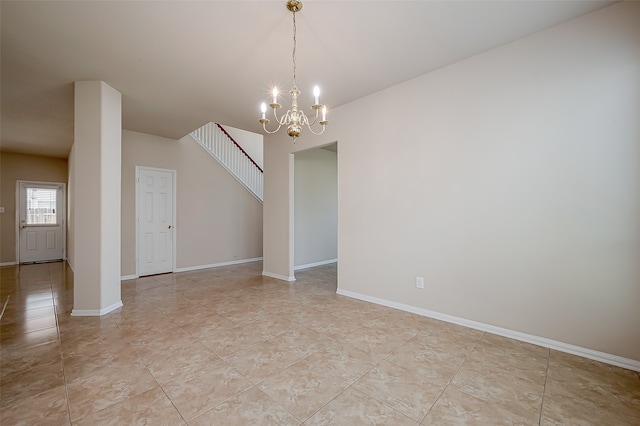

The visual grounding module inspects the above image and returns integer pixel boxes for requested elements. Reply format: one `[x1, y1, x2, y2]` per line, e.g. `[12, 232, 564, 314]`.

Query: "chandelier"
[259, 0, 328, 139]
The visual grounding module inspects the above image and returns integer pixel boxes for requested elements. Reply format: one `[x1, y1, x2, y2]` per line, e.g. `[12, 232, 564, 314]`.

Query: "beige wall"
[67, 145, 75, 270]
[0, 152, 68, 264]
[121, 130, 263, 277]
[264, 2, 640, 362]
[71, 81, 122, 314]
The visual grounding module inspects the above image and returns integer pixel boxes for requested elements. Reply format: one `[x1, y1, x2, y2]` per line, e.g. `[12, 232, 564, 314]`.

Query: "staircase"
[190, 123, 263, 202]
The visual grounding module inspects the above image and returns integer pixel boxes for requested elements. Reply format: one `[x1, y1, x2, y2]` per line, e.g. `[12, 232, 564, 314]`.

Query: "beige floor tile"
[540, 384, 640, 426]
[60, 328, 134, 359]
[364, 316, 420, 342]
[128, 325, 199, 357]
[258, 359, 350, 422]
[412, 328, 481, 358]
[422, 387, 538, 425]
[304, 340, 379, 385]
[274, 327, 336, 356]
[1, 304, 55, 323]
[73, 387, 186, 426]
[223, 337, 308, 384]
[548, 350, 640, 401]
[1, 314, 57, 337]
[162, 305, 219, 326]
[1, 340, 62, 375]
[354, 360, 443, 422]
[304, 314, 356, 341]
[138, 343, 221, 385]
[304, 387, 417, 426]
[386, 336, 466, 385]
[66, 360, 159, 422]
[543, 351, 640, 424]
[345, 325, 408, 360]
[450, 359, 545, 423]
[0, 359, 65, 407]
[0, 384, 69, 426]
[161, 359, 253, 421]
[62, 346, 142, 383]
[3, 261, 639, 425]
[178, 313, 237, 339]
[468, 333, 549, 376]
[0, 325, 59, 349]
[199, 321, 271, 356]
[190, 386, 299, 426]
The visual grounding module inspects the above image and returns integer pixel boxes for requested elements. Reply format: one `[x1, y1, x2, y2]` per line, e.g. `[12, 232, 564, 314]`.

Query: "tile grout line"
[0, 294, 10, 321]
[418, 331, 486, 424]
[111, 305, 191, 425]
[538, 348, 552, 425]
[50, 264, 73, 426]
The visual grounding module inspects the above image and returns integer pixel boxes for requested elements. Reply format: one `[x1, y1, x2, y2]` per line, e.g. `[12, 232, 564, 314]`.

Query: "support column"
[71, 81, 122, 316]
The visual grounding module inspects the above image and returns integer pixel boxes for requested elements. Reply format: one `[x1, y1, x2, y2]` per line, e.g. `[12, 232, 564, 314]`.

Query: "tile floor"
[1, 261, 639, 425]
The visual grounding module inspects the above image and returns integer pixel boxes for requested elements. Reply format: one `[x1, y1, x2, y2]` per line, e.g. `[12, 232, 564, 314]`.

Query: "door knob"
[168, 225, 172, 229]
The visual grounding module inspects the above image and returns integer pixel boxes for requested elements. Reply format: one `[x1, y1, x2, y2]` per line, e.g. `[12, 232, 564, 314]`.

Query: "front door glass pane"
[26, 188, 57, 224]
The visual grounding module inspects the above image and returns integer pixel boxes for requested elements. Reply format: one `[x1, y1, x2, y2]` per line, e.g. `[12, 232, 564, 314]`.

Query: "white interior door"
[18, 182, 65, 263]
[137, 167, 174, 276]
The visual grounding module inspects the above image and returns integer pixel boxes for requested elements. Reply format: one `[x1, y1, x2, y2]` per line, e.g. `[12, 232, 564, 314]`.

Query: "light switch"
[0, 207, 5, 213]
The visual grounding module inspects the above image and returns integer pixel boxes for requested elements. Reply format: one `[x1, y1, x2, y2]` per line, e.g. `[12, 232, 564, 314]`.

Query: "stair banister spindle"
[189, 122, 263, 202]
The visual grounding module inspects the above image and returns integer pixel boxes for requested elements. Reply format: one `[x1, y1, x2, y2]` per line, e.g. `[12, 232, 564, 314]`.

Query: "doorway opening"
[293, 142, 338, 272]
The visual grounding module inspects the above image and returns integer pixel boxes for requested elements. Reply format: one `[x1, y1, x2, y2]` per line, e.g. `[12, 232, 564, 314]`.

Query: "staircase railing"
[190, 123, 263, 202]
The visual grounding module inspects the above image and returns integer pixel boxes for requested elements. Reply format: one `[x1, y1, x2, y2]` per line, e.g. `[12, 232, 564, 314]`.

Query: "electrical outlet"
[416, 276, 424, 289]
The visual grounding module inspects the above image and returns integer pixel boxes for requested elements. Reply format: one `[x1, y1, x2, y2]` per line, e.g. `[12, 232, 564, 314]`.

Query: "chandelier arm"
[306, 124, 327, 136]
[305, 107, 321, 126]
[271, 106, 284, 124]
[262, 121, 283, 134]
[298, 111, 310, 126]
[281, 109, 295, 126]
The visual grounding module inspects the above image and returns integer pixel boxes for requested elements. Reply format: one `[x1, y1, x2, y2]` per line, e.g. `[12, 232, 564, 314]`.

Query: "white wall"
[263, 2, 640, 363]
[221, 124, 264, 170]
[294, 148, 337, 268]
[121, 130, 263, 277]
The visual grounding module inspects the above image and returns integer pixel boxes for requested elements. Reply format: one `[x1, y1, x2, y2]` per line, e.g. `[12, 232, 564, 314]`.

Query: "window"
[26, 187, 57, 225]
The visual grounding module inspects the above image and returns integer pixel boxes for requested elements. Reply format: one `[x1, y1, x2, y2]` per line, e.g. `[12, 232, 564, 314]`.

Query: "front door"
[18, 181, 65, 263]
[137, 167, 175, 276]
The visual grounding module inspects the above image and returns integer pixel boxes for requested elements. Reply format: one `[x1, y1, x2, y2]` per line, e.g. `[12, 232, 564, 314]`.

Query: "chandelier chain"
[292, 11, 297, 87]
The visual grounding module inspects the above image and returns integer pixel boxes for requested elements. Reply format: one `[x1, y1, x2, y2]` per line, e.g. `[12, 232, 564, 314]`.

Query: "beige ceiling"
[1, 0, 616, 158]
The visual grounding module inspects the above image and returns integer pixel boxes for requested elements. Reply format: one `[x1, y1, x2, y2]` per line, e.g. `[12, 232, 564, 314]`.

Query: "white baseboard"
[294, 258, 337, 271]
[0, 261, 17, 267]
[120, 274, 138, 281]
[336, 288, 640, 372]
[175, 257, 263, 273]
[71, 300, 123, 317]
[262, 271, 296, 282]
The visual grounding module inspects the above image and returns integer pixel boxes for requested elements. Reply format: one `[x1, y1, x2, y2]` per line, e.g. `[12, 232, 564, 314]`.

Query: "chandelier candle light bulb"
[258, 0, 329, 140]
